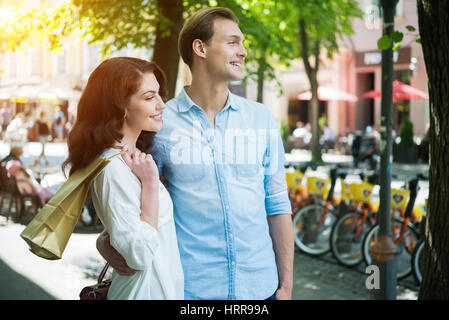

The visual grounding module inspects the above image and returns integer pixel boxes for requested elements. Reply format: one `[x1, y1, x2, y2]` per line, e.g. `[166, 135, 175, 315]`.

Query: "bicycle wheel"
[292, 203, 336, 256]
[362, 218, 419, 280]
[412, 239, 425, 285]
[330, 210, 374, 267]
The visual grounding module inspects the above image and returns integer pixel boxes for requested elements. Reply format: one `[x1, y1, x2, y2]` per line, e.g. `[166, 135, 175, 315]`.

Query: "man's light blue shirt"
[150, 87, 291, 300]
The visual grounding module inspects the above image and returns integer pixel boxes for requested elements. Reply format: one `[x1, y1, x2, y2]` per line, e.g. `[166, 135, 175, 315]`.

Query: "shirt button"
[220, 178, 224, 182]
[229, 233, 233, 238]
[232, 261, 235, 266]
[225, 205, 229, 210]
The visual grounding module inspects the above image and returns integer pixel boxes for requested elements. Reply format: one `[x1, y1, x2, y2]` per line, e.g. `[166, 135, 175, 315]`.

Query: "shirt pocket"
[234, 139, 265, 179]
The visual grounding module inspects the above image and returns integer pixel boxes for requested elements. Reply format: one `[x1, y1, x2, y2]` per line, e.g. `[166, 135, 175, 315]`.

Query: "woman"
[62, 57, 183, 300]
[1, 147, 53, 206]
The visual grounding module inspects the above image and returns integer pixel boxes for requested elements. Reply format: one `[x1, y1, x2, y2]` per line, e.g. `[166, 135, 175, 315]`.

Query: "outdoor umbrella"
[297, 86, 358, 102]
[363, 80, 429, 102]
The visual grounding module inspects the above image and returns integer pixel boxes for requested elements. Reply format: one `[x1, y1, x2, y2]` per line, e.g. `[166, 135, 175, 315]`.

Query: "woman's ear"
[192, 39, 207, 59]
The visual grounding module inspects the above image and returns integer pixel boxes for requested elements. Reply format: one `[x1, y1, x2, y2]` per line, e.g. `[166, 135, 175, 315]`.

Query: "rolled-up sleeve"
[263, 112, 292, 216]
[91, 160, 159, 270]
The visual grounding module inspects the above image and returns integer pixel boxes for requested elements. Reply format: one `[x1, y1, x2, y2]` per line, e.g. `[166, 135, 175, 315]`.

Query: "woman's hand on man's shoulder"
[121, 145, 159, 186]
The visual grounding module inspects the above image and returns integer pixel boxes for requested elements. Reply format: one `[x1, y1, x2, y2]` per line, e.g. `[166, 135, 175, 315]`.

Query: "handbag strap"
[97, 262, 110, 284]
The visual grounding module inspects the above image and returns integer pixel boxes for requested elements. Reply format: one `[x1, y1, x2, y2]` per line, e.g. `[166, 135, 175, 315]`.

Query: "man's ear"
[192, 39, 207, 59]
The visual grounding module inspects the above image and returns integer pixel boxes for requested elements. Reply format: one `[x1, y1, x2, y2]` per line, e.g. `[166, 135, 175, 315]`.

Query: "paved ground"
[0, 141, 426, 300]
[292, 249, 419, 300]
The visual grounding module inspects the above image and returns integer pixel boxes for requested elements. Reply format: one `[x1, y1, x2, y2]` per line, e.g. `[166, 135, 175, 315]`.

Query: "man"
[97, 7, 294, 300]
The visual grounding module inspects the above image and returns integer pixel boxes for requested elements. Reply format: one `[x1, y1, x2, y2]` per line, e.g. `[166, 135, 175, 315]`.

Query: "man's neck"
[187, 77, 229, 115]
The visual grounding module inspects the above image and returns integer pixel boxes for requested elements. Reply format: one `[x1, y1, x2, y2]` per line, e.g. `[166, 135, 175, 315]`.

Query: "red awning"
[297, 86, 358, 102]
[363, 80, 429, 101]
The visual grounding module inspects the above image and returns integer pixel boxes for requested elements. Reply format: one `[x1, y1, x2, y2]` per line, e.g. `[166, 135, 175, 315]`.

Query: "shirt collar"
[176, 85, 241, 113]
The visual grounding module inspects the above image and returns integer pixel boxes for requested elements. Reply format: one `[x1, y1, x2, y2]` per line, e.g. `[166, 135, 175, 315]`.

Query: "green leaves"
[391, 30, 404, 43]
[0, 2, 79, 53]
[377, 31, 404, 50]
[377, 35, 393, 50]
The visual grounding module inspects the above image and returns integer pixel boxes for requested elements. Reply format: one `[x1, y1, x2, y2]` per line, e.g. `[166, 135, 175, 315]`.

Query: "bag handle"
[106, 149, 128, 161]
[97, 262, 110, 284]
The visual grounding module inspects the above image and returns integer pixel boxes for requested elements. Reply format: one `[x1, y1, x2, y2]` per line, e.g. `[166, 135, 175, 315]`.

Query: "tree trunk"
[310, 76, 321, 162]
[256, 55, 266, 103]
[417, 0, 449, 300]
[152, 0, 184, 100]
[299, 19, 322, 162]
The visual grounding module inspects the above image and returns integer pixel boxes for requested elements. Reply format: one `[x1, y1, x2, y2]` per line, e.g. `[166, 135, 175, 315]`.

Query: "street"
[0, 141, 427, 300]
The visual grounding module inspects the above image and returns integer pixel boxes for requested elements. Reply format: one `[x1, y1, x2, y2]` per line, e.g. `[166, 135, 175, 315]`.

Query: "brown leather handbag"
[79, 263, 111, 300]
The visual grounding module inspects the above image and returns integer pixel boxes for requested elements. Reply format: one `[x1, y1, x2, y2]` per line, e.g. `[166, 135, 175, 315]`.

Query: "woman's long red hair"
[62, 57, 167, 176]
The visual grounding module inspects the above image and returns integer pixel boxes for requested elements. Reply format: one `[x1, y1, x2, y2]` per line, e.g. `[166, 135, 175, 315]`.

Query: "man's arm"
[96, 230, 136, 276]
[267, 213, 294, 300]
[262, 110, 294, 299]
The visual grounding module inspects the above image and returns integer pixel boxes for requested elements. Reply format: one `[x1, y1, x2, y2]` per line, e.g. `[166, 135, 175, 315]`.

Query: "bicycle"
[292, 165, 343, 256]
[329, 170, 379, 267]
[285, 162, 316, 215]
[411, 198, 428, 285]
[362, 174, 426, 280]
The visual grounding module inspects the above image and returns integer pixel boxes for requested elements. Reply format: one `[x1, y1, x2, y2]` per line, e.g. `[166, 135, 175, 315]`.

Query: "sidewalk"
[292, 249, 419, 300]
[0, 213, 420, 300]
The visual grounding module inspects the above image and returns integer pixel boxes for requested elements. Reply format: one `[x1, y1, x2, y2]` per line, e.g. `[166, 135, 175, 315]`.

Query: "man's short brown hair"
[178, 7, 239, 69]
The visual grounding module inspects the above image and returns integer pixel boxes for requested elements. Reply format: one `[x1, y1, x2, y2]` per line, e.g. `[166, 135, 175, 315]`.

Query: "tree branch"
[299, 19, 313, 79]
[314, 38, 320, 75]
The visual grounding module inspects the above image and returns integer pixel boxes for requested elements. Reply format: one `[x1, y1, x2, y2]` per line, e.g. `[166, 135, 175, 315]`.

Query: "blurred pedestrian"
[5, 113, 28, 144]
[53, 106, 65, 142]
[36, 111, 51, 165]
[357, 126, 379, 170]
[292, 121, 309, 149]
[292, 121, 306, 138]
[352, 130, 363, 167]
[1, 107, 11, 140]
[0, 146, 53, 206]
[320, 122, 335, 152]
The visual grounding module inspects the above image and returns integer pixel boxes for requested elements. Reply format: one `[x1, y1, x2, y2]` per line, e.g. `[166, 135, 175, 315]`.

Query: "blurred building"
[0, 0, 152, 137]
[244, 0, 428, 138]
[1, 0, 428, 141]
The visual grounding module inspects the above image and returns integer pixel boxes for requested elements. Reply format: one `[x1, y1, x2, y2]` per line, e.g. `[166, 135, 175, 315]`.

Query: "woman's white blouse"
[90, 148, 184, 300]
